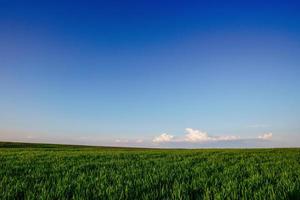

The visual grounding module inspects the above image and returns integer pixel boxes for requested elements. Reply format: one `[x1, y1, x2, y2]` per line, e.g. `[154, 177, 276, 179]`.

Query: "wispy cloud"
[248, 124, 270, 128]
[153, 128, 239, 143]
[114, 138, 145, 145]
[153, 133, 174, 143]
[258, 133, 273, 140]
[115, 139, 129, 143]
[184, 128, 240, 142]
[153, 128, 273, 144]
[135, 139, 144, 143]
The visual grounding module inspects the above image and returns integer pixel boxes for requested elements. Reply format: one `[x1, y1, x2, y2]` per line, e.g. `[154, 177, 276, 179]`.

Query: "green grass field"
[0, 142, 300, 199]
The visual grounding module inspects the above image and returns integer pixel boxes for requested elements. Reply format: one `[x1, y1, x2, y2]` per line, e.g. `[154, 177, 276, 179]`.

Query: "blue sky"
[0, 0, 300, 147]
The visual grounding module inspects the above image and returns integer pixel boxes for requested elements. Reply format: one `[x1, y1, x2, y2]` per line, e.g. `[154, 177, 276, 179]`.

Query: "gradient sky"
[0, 0, 300, 147]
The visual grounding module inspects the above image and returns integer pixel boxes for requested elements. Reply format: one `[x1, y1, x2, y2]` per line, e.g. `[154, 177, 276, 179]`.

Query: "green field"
[0, 142, 300, 199]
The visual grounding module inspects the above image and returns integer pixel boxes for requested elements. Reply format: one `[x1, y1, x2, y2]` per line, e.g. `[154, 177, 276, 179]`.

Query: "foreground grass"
[0, 142, 300, 199]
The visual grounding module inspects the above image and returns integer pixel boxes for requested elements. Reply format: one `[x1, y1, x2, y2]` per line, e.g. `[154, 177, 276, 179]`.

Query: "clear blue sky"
[0, 0, 299, 147]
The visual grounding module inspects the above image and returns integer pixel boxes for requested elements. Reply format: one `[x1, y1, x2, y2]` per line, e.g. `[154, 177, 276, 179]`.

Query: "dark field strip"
[0, 142, 300, 199]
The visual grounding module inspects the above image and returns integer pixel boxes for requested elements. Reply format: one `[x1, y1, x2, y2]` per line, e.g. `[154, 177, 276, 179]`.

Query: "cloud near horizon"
[115, 139, 144, 144]
[258, 132, 273, 140]
[152, 133, 174, 143]
[153, 128, 272, 143]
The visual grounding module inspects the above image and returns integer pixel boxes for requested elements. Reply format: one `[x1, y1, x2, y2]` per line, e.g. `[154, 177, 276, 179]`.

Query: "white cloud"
[153, 133, 174, 143]
[248, 124, 269, 128]
[184, 128, 211, 142]
[136, 139, 144, 143]
[215, 135, 240, 141]
[115, 139, 129, 143]
[26, 135, 34, 139]
[153, 128, 239, 143]
[258, 133, 273, 140]
[184, 128, 239, 142]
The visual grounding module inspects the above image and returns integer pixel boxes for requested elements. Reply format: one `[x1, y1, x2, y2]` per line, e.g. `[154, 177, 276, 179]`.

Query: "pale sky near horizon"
[0, 0, 300, 147]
